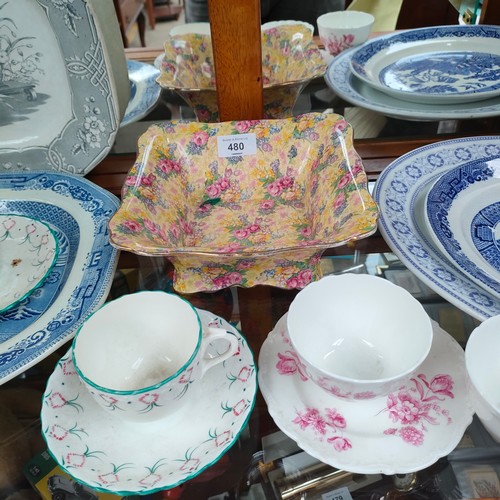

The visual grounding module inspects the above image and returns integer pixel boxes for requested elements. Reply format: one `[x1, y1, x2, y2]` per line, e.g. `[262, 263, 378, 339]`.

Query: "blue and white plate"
[425, 157, 500, 297]
[325, 48, 500, 121]
[350, 26, 500, 105]
[373, 136, 500, 321]
[0, 172, 119, 384]
[121, 60, 161, 127]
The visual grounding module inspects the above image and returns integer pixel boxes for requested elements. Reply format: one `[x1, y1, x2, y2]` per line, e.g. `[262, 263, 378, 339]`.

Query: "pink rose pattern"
[110, 113, 378, 293]
[324, 34, 355, 56]
[382, 374, 454, 446]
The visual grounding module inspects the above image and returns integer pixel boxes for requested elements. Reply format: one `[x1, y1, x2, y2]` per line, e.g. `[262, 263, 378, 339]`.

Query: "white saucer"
[258, 314, 473, 475]
[41, 310, 256, 495]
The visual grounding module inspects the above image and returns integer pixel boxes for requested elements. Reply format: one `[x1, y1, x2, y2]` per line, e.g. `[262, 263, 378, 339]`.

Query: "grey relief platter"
[0, 0, 128, 175]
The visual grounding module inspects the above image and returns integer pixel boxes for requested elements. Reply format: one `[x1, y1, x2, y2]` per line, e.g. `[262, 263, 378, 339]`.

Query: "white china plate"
[41, 310, 257, 495]
[325, 48, 500, 121]
[350, 26, 500, 104]
[373, 136, 500, 321]
[0, 172, 119, 384]
[258, 314, 473, 475]
[121, 61, 161, 127]
[425, 156, 500, 298]
[0, 214, 58, 313]
[0, 0, 126, 175]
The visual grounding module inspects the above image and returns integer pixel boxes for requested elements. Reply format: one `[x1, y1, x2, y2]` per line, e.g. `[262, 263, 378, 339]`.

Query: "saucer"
[41, 310, 256, 495]
[258, 314, 473, 475]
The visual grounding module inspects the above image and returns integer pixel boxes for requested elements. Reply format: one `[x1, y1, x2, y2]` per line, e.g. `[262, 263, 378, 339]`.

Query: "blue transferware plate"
[350, 26, 500, 105]
[425, 156, 500, 298]
[121, 60, 161, 127]
[373, 136, 500, 322]
[0, 172, 119, 384]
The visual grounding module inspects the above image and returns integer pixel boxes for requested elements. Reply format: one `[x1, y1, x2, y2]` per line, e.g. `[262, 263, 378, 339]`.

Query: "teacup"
[317, 10, 374, 56]
[287, 273, 433, 400]
[72, 291, 238, 421]
[465, 315, 500, 442]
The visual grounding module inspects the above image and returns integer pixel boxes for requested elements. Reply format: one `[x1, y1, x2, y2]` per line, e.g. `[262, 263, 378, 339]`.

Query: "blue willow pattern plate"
[0, 172, 119, 384]
[373, 136, 500, 321]
[350, 26, 500, 104]
[425, 157, 500, 297]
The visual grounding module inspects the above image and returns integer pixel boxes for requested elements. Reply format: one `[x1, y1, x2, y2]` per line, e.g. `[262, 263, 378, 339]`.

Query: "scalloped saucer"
[258, 314, 473, 475]
[41, 310, 256, 495]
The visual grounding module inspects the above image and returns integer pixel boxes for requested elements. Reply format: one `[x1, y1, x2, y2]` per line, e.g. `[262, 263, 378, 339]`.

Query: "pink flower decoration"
[301, 226, 313, 238]
[139, 393, 159, 405]
[192, 131, 209, 146]
[234, 228, 249, 240]
[123, 220, 142, 232]
[399, 426, 424, 446]
[297, 269, 313, 287]
[260, 200, 275, 210]
[337, 173, 352, 190]
[278, 175, 294, 189]
[217, 177, 231, 191]
[328, 436, 352, 452]
[386, 391, 424, 425]
[425, 374, 455, 399]
[326, 408, 347, 429]
[140, 173, 155, 186]
[286, 276, 300, 288]
[206, 183, 221, 198]
[158, 158, 182, 173]
[276, 351, 308, 381]
[267, 181, 282, 196]
[293, 408, 327, 435]
[247, 223, 260, 233]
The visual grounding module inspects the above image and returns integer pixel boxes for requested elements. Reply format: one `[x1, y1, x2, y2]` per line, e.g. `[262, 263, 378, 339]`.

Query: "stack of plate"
[373, 136, 500, 321]
[325, 25, 500, 121]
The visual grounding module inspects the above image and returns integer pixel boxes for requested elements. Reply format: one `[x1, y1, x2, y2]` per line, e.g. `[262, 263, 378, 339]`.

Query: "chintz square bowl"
[108, 112, 379, 293]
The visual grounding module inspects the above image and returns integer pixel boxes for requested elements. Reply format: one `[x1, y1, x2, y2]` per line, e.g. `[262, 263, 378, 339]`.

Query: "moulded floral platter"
[350, 26, 500, 105]
[0, 0, 127, 174]
[0, 172, 119, 384]
[42, 310, 257, 495]
[425, 156, 500, 297]
[108, 113, 379, 293]
[0, 214, 58, 313]
[156, 23, 326, 121]
[373, 136, 500, 321]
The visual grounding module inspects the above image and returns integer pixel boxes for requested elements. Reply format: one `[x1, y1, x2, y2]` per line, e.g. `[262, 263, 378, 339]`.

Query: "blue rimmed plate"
[373, 136, 500, 321]
[0, 171, 119, 384]
[350, 26, 500, 105]
[425, 156, 500, 297]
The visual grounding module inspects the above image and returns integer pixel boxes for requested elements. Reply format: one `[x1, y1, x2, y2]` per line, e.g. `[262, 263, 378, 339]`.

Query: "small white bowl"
[465, 315, 500, 442]
[169, 22, 211, 36]
[287, 273, 433, 400]
[317, 10, 374, 55]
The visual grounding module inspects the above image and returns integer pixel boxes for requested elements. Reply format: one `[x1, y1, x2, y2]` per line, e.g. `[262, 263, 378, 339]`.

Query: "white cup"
[72, 291, 238, 421]
[465, 315, 500, 442]
[287, 273, 433, 400]
[169, 22, 211, 37]
[317, 11, 374, 56]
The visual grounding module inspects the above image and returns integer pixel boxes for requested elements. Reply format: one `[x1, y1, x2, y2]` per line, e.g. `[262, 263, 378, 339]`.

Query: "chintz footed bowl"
[287, 273, 434, 400]
[108, 113, 379, 293]
[156, 23, 326, 122]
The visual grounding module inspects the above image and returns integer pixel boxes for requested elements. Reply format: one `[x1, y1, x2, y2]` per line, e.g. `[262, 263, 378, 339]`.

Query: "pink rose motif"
[260, 200, 275, 210]
[333, 120, 349, 133]
[217, 177, 231, 191]
[158, 158, 182, 173]
[327, 436, 352, 452]
[337, 173, 352, 190]
[386, 391, 424, 425]
[333, 192, 346, 212]
[325, 34, 355, 55]
[293, 408, 327, 435]
[206, 183, 221, 198]
[227, 272, 243, 285]
[235, 121, 252, 133]
[124, 175, 137, 186]
[144, 219, 158, 233]
[278, 175, 294, 189]
[301, 226, 313, 238]
[399, 426, 424, 446]
[192, 131, 209, 146]
[140, 173, 156, 186]
[297, 269, 313, 288]
[276, 351, 308, 381]
[123, 220, 142, 232]
[267, 181, 282, 196]
[234, 228, 250, 240]
[247, 223, 260, 233]
[286, 276, 300, 288]
[326, 409, 347, 429]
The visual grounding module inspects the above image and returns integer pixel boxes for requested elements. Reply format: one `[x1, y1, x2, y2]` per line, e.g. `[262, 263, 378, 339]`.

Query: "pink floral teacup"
[72, 291, 238, 421]
[287, 273, 433, 400]
[317, 11, 374, 56]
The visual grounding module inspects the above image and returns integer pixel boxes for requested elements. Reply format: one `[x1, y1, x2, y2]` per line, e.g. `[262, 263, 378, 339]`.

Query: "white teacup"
[287, 273, 433, 400]
[317, 11, 374, 56]
[465, 315, 500, 442]
[72, 291, 238, 421]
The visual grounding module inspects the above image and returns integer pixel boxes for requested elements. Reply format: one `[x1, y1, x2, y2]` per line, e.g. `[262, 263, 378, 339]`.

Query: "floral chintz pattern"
[382, 374, 454, 446]
[109, 113, 378, 293]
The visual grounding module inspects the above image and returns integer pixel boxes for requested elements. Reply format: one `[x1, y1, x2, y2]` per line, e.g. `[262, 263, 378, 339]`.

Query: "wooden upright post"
[207, 0, 264, 121]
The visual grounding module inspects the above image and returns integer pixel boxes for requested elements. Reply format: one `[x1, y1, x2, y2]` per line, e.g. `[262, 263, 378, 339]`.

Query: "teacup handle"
[200, 327, 239, 375]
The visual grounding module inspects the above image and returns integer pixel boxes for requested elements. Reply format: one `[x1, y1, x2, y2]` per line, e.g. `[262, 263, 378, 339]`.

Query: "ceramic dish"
[350, 26, 500, 104]
[156, 25, 325, 121]
[0, 172, 119, 384]
[373, 136, 500, 321]
[425, 156, 500, 297]
[325, 48, 500, 122]
[108, 113, 379, 293]
[121, 60, 161, 127]
[0, 0, 124, 174]
[0, 214, 58, 313]
[42, 310, 257, 495]
[258, 314, 473, 474]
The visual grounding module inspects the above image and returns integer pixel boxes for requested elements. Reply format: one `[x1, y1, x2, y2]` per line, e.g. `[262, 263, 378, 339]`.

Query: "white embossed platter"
[0, 0, 125, 174]
[373, 136, 500, 321]
[425, 156, 500, 298]
[121, 61, 161, 127]
[258, 314, 473, 474]
[0, 172, 119, 384]
[0, 214, 58, 313]
[325, 48, 500, 121]
[350, 26, 500, 104]
[41, 310, 257, 495]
